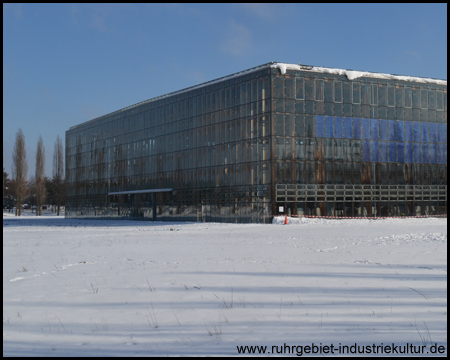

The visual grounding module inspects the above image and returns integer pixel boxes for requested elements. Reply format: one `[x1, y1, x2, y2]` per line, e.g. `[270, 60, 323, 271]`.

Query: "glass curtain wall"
[66, 68, 273, 223]
[273, 67, 447, 217]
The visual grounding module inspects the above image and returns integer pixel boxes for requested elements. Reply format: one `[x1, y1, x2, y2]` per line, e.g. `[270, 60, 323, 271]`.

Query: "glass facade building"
[66, 62, 447, 223]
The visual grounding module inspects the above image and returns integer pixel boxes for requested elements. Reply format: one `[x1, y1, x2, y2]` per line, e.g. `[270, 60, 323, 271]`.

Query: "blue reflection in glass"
[370, 119, 379, 140]
[404, 121, 412, 142]
[389, 142, 396, 163]
[325, 116, 334, 138]
[429, 143, 437, 164]
[334, 117, 343, 138]
[371, 141, 379, 162]
[437, 124, 445, 143]
[422, 143, 429, 163]
[429, 123, 437, 143]
[405, 143, 413, 163]
[379, 119, 388, 140]
[363, 140, 370, 161]
[413, 143, 421, 163]
[343, 117, 352, 139]
[397, 142, 404, 163]
[313, 116, 445, 165]
[316, 115, 324, 138]
[379, 142, 388, 162]
[353, 118, 361, 139]
[362, 118, 371, 139]
[363, 140, 370, 162]
[396, 121, 404, 141]
[388, 120, 396, 141]
[413, 122, 421, 142]
[437, 144, 444, 164]
[421, 123, 429, 142]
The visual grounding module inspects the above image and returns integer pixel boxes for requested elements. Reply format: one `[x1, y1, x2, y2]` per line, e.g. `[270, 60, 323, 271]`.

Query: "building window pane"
[388, 143, 396, 163]
[276, 138, 284, 159]
[353, 83, 361, 104]
[295, 77, 304, 100]
[412, 88, 420, 108]
[429, 123, 437, 143]
[305, 115, 314, 137]
[388, 86, 395, 107]
[285, 77, 295, 99]
[397, 142, 405, 163]
[371, 141, 379, 162]
[363, 141, 370, 162]
[295, 139, 305, 160]
[295, 114, 304, 137]
[421, 89, 428, 109]
[405, 142, 413, 163]
[334, 81, 342, 103]
[352, 141, 361, 162]
[379, 119, 388, 140]
[315, 79, 324, 101]
[343, 140, 351, 161]
[429, 143, 437, 164]
[437, 144, 445, 164]
[413, 122, 421, 142]
[305, 78, 314, 100]
[371, 84, 378, 105]
[422, 143, 430, 164]
[405, 87, 412, 108]
[421, 123, 429, 142]
[316, 115, 324, 137]
[371, 118, 379, 140]
[325, 116, 334, 138]
[413, 143, 421, 163]
[378, 85, 387, 106]
[324, 80, 333, 102]
[428, 90, 436, 110]
[324, 139, 333, 160]
[379, 141, 388, 162]
[343, 82, 351, 103]
[362, 118, 371, 139]
[437, 123, 445, 143]
[334, 117, 343, 138]
[343, 117, 352, 139]
[396, 121, 404, 141]
[334, 139, 343, 160]
[352, 118, 362, 139]
[361, 83, 370, 105]
[388, 120, 396, 141]
[436, 90, 443, 110]
[395, 86, 404, 107]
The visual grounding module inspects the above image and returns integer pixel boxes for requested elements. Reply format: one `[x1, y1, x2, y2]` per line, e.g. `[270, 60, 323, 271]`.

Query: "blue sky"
[3, 3, 447, 178]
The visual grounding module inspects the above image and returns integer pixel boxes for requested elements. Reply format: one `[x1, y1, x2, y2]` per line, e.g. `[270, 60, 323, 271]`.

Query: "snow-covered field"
[3, 212, 447, 356]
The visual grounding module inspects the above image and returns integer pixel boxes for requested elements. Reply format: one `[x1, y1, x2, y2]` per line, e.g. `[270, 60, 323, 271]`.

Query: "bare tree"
[53, 135, 65, 216]
[35, 136, 46, 216]
[12, 129, 28, 216]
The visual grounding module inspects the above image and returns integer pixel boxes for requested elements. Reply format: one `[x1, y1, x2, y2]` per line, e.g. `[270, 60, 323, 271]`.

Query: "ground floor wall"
[65, 185, 272, 223]
[275, 184, 447, 217]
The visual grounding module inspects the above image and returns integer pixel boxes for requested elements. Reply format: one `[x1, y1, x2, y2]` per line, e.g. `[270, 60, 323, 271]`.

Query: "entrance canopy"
[108, 188, 173, 196]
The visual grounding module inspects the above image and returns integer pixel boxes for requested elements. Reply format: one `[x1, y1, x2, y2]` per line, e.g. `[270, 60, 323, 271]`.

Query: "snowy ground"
[3, 211, 447, 356]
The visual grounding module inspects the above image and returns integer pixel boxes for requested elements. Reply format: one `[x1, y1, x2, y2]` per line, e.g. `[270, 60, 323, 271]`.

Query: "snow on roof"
[271, 62, 447, 85]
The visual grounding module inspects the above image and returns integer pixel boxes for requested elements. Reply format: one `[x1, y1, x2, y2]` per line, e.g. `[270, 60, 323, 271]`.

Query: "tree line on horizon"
[3, 129, 65, 216]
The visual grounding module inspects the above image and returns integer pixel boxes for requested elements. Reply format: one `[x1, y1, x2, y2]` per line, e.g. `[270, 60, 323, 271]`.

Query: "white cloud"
[219, 20, 254, 57]
[237, 3, 279, 20]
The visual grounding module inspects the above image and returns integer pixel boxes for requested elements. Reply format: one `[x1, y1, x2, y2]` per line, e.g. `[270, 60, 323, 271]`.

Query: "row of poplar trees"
[9, 128, 64, 216]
